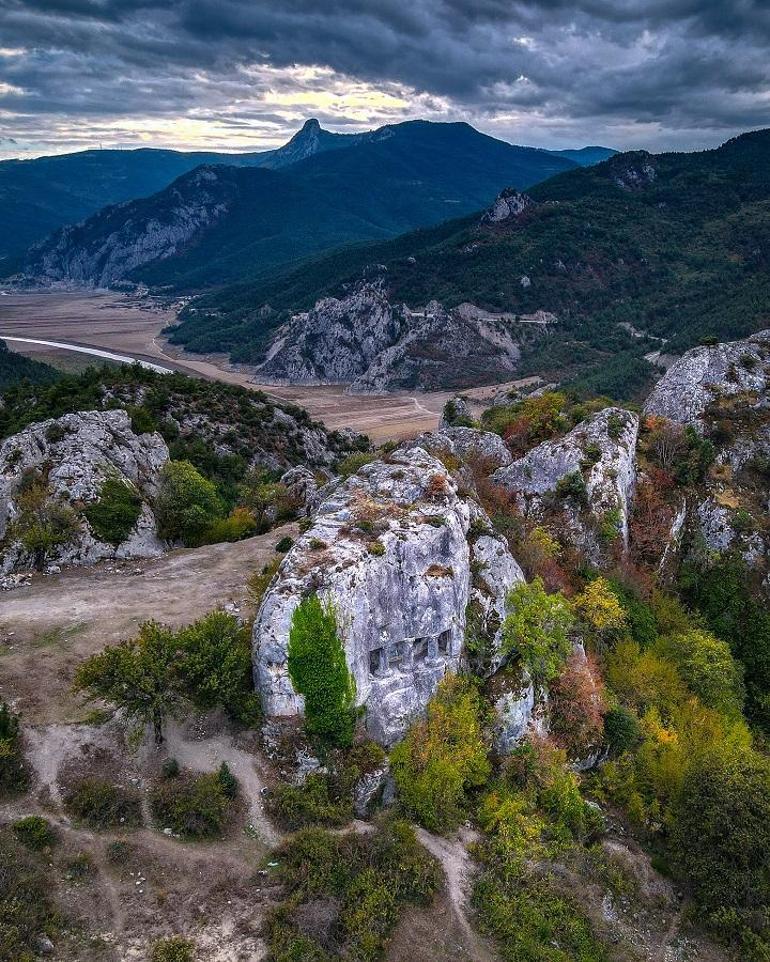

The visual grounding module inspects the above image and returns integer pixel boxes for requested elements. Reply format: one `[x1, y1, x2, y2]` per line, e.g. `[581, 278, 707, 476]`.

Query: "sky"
[1, 0, 769, 161]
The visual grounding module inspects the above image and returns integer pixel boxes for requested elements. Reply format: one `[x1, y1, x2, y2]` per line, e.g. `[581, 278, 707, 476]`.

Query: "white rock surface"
[253, 446, 523, 744]
[0, 410, 168, 574]
[491, 408, 639, 564]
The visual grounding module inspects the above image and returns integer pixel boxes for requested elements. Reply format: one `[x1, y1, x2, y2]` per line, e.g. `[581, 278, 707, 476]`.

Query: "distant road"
[0, 335, 174, 374]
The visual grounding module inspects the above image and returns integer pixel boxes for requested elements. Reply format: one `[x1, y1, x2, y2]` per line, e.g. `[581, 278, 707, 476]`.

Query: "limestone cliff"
[253, 446, 523, 744]
[0, 410, 168, 575]
[254, 283, 521, 393]
[491, 407, 639, 565]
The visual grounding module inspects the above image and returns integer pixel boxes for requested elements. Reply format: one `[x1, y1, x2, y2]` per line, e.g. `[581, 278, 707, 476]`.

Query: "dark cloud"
[1, 0, 769, 158]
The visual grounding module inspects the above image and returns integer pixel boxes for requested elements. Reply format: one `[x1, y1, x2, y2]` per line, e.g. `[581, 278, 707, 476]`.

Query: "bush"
[83, 476, 142, 545]
[287, 595, 356, 748]
[266, 819, 439, 961]
[155, 460, 224, 546]
[200, 506, 257, 545]
[502, 578, 574, 684]
[266, 773, 352, 831]
[150, 936, 195, 962]
[391, 674, 490, 832]
[64, 778, 142, 829]
[549, 653, 607, 758]
[603, 707, 641, 754]
[150, 770, 235, 839]
[336, 451, 376, 478]
[0, 830, 60, 962]
[276, 536, 294, 553]
[12, 816, 56, 851]
[0, 701, 27, 797]
[8, 474, 79, 570]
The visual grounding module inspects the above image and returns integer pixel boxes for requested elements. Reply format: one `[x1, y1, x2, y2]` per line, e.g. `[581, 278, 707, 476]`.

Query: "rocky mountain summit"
[254, 282, 522, 392]
[253, 445, 523, 743]
[0, 410, 168, 575]
[480, 187, 535, 223]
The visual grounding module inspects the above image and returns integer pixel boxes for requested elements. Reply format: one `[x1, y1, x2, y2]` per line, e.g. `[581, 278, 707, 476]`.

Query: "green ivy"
[83, 476, 142, 545]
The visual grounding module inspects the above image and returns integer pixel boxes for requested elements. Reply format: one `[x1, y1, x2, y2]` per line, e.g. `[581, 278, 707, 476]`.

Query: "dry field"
[0, 290, 539, 442]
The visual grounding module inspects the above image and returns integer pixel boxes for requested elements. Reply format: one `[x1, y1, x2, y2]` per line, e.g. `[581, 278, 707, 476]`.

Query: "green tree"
[391, 674, 491, 832]
[154, 459, 224, 546]
[73, 621, 180, 745]
[655, 629, 744, 717]
[502, 578, 574, 683]
[83, 476, 142, 545]
[287, 595, 356, 747]
[176, 610, 259, 722]
[0, 700, 27, 797]
[671, 745, 770, 950]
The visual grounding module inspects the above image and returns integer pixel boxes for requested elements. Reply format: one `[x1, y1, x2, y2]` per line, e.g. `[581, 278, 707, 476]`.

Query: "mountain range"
[165, 128, 770, 399]
[1, 119, 607, 271]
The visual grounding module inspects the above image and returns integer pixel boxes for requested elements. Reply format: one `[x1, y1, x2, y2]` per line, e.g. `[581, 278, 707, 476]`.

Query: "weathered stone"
[490, 667, 547, 755]
[253, 446, 523, 744]
[481, 187, 535, 224]
[0, 409, 168, 575]
[491, 407, 639, 564]
[403, 426, 512, 473]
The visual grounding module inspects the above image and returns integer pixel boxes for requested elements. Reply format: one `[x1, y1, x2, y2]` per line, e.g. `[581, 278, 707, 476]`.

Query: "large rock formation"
[491, 407, 639, 565]
[253, 446, 523, 744]
[254, 282, 522, 393]
[480, 187, 535, 224]
[643, 330, 770, 430]
[643, 332, 770, 576]
[0, 410, 168, 574]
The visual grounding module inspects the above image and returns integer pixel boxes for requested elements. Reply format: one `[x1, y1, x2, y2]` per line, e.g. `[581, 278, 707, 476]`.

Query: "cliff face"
[0, 410, 168, 575]
[491, 407, 639, 566]
[253, 445, 523, 744]
[255, 283, 521, 393]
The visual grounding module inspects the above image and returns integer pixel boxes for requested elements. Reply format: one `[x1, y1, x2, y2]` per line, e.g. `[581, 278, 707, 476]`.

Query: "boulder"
[402, 426, 512, 473]
[253, 446, 523, 744]
[0, 410, 168, 574]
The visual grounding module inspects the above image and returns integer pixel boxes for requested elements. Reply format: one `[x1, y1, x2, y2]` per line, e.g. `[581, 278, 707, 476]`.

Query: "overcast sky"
[1, 0, 769, 161]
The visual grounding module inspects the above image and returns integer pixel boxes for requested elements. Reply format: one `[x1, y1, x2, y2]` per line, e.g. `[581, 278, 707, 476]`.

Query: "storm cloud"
[1, 0, 769, 158]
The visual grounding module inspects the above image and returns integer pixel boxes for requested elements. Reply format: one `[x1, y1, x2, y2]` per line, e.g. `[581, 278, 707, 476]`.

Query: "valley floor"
[0, 290, 538, 442]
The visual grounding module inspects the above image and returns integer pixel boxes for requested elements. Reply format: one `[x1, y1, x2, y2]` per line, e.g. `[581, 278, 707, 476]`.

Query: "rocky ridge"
[0, 409, 168, 575]
[254, 282, 522, 392]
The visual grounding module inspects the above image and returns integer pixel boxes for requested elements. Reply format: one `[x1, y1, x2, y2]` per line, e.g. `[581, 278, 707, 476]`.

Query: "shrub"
[12, 816, 56, 851]
[150, 771, 234, 839]
[276, 536, 294, 553]
[266, 772, 352, 831]
[336, 451, 376, 478]
[0, 830, 60, 962]
[7, 473, 79, 569]
[154, 460, 224, 545]
[502, 578, 574, 684]
[555, 471, 588, 505]
[288, 595, 356, 748]
[64, 778, 142, 829]
[266, 819, 439, 961]
[603, 707, 641, 754]
[549, 653, 607, 758]
[83, 476, 142, 545]
[0, 701, 27, 797]
[175, 610, 260, 724]
[150, 936, 195, 962]
[571, 577, 626, 641]
[201, 506, 257, 544]
[391, 674, 490, 832]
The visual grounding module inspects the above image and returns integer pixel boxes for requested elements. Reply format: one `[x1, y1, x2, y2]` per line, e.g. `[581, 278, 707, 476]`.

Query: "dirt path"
[415, 826, 499, 962]
[0, 524, 293, 724]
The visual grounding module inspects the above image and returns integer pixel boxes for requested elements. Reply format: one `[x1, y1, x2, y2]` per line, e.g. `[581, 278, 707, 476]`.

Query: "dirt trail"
[0, 523, 293, 724]
[162, 720, 280, 846]
[415, 825, 499, 962]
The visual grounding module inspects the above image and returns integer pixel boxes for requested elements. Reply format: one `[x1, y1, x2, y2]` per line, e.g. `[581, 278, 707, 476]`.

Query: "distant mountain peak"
[300, 118, 321, 132]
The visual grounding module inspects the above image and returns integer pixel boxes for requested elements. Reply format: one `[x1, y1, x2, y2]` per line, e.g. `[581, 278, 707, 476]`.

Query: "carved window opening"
[437, 630, 451, 655]
[369, 647, 385, 675]
[388, 642, 405, 670]
[412, 637, 429, 662]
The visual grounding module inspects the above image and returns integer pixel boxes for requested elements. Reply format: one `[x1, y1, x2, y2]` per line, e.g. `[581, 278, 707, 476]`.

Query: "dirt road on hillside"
[0, 291, 540, 441]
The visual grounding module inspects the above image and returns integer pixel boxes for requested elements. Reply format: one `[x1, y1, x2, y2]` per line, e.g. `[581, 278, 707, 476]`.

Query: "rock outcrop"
[481, 187, 535, 224]
[403, 426, 513, 473]
[0, 410, 168, 574]
[491, 408, 639, 565]
[254, 283, 522, 393]
[253, 446, 524, 744]
[643, 330, 770, 430]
